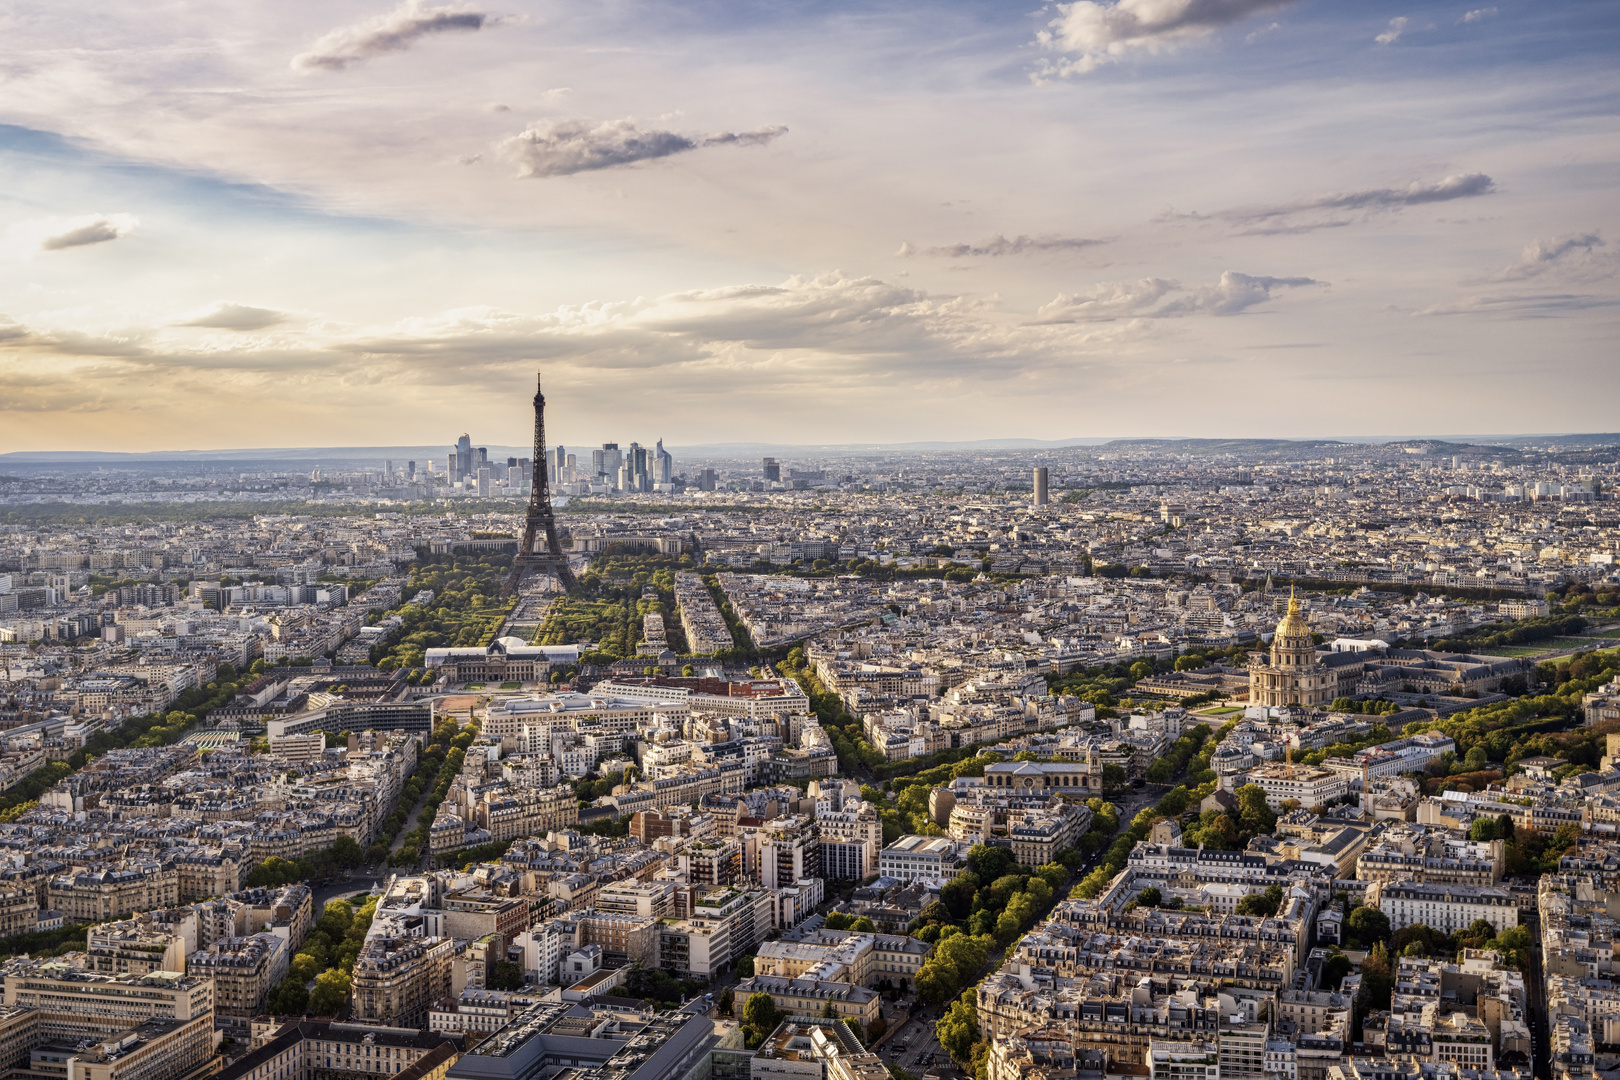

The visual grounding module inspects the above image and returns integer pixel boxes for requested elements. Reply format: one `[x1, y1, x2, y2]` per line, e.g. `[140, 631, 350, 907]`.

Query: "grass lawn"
[1198, 706, 1243, 715]
[465, 683, 487, 690]
[1479, 645, 1556, 657]
[498, 681, 521, 690]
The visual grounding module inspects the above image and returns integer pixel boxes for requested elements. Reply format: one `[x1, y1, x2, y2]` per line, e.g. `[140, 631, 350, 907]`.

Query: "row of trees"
[1427, 613, 1588, 654]
[390, 719, 479, 867]
[907, 846, 1075, 1013]
[1144, 724, 1214, 784]
[1072, 720, 1240, 895]
[0, 662, 259, 822]
[266, 895, 376, 1016]
[244, 836, 367, 888]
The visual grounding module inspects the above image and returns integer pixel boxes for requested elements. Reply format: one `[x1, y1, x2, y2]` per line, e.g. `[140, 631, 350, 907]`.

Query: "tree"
[936, 991, 979, 1063]
[1034, 863, 1068, 891]
[290, 952, 322, 984]
[1102, 764, 1128, 791]
[1357, 943, 1393, 1011]
[824, 912, 853, 931]
[941, 874, 977, 918]
[245, 856, 303, 888]
[1347, 905, 1391, 944]
[850, 916, 876, 933]
[742, 991, 781, 1034]
[868, 1014, 888, 1042]
[966, 844, 1017, 883]
[330, 835, 364, 868]
[308, 969, 351, 1016]
[1320, 952, 1352, 991]
[317, 899, 354, 940]
[1137, 886, 1162, 908]
[719, 988, 735, 1016]
[268, 975, 309, 1015]
[489, 961, 525, 991]
[1235, 784, 1276, 837]
[1235, 884, 1283, 918]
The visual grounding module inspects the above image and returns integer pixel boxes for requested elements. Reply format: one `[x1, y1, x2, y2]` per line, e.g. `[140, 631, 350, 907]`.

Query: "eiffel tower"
[503, 373, 576, 596]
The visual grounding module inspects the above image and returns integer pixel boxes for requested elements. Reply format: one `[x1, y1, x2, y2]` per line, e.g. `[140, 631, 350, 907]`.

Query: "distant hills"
[1, 433, 1616, 465]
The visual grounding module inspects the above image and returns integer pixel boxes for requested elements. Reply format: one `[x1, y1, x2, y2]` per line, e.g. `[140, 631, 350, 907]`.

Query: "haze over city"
[1, 0, 1617, 451]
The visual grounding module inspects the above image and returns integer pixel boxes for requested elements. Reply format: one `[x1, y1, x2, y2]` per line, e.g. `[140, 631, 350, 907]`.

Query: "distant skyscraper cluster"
[553, 439, 675, 494]
[445, 432, 531, 498]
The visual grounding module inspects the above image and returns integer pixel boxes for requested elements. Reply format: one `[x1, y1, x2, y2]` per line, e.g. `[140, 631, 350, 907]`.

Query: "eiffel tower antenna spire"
[504, 372, 575, 595]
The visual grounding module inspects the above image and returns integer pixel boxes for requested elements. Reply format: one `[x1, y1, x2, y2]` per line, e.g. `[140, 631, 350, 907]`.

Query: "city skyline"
[1, 1, 1616, 451]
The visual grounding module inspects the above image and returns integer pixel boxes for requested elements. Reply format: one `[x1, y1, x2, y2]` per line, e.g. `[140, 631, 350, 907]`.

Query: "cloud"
[1177, 173, 1495, 234]
[1490, 233, 1607, 282]
[1035, 0, 1300, 78]
[1415, 293, 1620, 317]
[1461, 7, 1497, 23]
[40, 214, 138, 251]
[1037, 271, 1320, 321]
[1375, 16, 1408, 44]
[1169, 271, 1322, 314]
[499, 118, 787, 178]
[0, 314, 147, 358]
[1037, 278, 1179, 320]
[904, 234, 1109, 258]
[293, 0, 490, 71]
[175, 302, 289, 331]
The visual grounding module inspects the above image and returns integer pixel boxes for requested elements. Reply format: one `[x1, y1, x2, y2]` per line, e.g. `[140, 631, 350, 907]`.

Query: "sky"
[0, 0, 1617, 452]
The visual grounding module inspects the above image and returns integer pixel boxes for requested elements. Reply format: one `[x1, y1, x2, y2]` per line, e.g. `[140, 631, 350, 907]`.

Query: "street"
[882, 1006, 944, 1076]
[310, 875, 381, 916]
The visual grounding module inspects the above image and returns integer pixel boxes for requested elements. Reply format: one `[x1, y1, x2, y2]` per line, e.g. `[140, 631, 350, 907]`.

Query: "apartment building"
[351, 937, 456, 1028]
[0, 964, 214, 1040]
[1369, 882, 1518, 935]
[188, 933, 289, 1025]
[731, 975, 881, 1028]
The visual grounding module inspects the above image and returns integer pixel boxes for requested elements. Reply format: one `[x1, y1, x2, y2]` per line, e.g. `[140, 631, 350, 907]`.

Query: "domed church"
[1249, 588, 1335, 708]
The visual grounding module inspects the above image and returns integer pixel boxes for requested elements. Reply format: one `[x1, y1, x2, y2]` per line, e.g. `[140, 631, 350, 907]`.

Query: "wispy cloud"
[899, 234, 1108, 259]
[1415, 293, 1620, 317]
[1035, 0, 1300, 78]
[293, 0, 491, 71]
[1169, 173, 1495, 234]
[1037, 271, 1321, 321]
[175, 302, 289, 331]
[1375, 16, 1408, 44]
[1461, 7, 1497, 23]
[39, 214, 139, 251]
[1490, 233, 1607, 282]
[499, 118, 787, 178]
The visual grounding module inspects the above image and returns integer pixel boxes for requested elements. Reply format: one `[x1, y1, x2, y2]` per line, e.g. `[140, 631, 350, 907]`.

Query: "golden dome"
[1276, 587, 1311, 639]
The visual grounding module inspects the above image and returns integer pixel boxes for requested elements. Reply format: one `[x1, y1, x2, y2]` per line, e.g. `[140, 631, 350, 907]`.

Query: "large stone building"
[189, 934, 290, 1025]
[0, 963, 215, 1041]
[351, 936, 456, 1028]
[1249, 592, 1335, 708]
[984, 753, 1104, 796]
